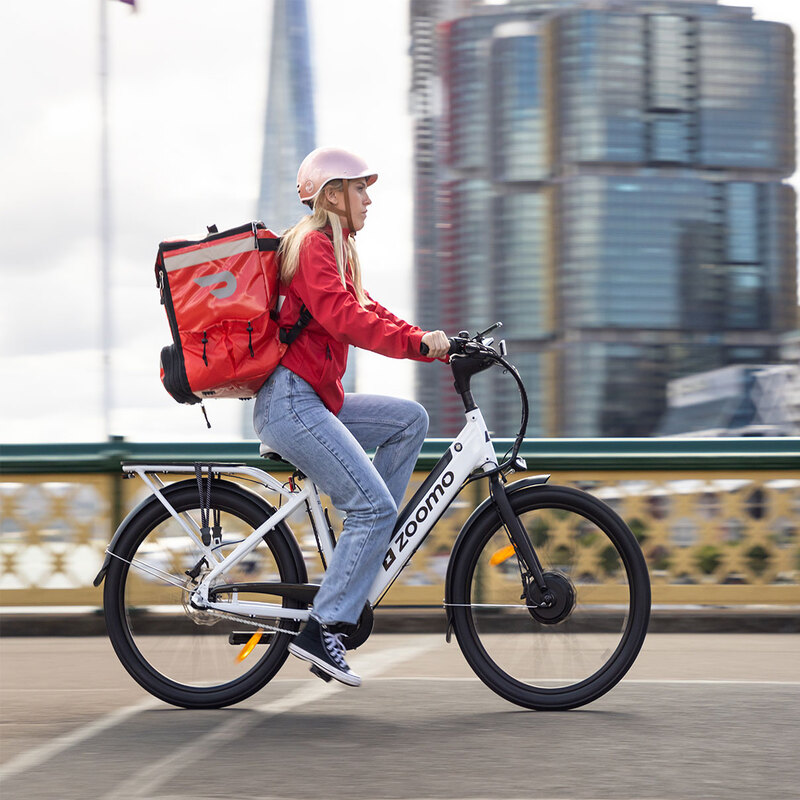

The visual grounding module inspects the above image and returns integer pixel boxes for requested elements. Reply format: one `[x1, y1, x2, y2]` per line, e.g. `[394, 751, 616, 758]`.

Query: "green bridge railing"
[1, 437, 798, 608]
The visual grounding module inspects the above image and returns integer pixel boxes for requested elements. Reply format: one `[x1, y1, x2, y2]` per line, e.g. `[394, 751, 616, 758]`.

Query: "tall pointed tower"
[257, 0, 316, 232]
[244, 0, 318, 438]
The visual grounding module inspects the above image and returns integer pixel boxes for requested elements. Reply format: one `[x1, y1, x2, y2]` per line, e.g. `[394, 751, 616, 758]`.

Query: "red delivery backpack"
[155, 221, 309, 405]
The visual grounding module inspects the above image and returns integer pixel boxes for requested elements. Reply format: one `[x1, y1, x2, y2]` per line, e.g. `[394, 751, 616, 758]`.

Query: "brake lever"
[423, 334, 494, 358]
[477, 321, 503, 339]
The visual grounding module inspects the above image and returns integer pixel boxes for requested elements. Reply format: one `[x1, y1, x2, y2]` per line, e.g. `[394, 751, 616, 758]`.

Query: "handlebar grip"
[420, 338, 463, 357]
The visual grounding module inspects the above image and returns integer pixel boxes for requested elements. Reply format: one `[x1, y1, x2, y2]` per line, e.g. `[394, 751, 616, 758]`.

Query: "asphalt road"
[1, 633, 798, 800]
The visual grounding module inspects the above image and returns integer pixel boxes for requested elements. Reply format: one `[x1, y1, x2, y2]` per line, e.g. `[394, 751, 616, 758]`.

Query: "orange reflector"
[489, 544, 516, 566]
[236, 630, 263, 662]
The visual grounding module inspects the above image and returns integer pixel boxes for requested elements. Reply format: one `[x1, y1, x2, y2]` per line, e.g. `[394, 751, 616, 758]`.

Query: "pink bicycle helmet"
[296, 146, 377, 206]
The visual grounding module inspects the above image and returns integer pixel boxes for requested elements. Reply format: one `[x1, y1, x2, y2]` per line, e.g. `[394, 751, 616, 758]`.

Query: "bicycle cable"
[106, 550, 302, 635]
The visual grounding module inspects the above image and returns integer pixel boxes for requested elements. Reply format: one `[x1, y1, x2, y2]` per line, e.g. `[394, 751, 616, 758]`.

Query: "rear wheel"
[104, 481, 305, 708]
[449, 484, 650, 710]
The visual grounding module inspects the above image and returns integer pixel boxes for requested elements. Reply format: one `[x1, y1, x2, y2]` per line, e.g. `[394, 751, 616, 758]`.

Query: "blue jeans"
[253, 366, 429, 625]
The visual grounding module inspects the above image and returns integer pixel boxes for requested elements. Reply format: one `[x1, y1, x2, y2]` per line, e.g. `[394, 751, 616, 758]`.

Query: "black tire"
[104, 481, 305, 708]
[449, 484, 650, 711]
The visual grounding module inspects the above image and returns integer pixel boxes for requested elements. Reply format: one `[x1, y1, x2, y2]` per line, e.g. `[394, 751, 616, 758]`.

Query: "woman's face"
[324, 179, 372, 231]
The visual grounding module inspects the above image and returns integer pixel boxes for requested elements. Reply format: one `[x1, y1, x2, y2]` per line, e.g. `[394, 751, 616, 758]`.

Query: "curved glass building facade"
[411, 0, 797, 438]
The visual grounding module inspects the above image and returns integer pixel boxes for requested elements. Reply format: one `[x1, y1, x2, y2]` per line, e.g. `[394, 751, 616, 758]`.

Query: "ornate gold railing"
[1, 438, 798, 607]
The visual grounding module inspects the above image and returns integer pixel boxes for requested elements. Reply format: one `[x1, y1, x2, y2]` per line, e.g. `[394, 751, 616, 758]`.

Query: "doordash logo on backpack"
[194, 271, 237, 299]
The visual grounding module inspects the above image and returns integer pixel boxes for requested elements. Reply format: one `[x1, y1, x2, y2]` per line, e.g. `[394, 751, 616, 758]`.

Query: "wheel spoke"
[450, 485, 650, 710]
[107, 550, 188, 591]
[103, 482, 305, 708]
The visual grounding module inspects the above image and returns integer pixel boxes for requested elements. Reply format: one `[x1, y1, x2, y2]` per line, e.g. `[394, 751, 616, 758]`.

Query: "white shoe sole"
[288, 642, 362, 687]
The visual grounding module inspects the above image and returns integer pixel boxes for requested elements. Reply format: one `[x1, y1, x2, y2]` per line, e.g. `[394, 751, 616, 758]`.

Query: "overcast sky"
[0, 0, 797, 445]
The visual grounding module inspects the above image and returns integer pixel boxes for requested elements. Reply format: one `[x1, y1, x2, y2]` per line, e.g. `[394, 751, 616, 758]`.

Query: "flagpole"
[99, 0, 112, 440]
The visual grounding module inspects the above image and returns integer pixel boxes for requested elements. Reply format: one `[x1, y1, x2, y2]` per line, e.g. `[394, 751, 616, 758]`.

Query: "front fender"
[443, 474, 550, 636]
[93, 478, 304, 587]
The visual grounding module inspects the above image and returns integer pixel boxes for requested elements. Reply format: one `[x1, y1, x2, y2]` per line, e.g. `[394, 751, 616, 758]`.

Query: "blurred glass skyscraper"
[253, 0, 361, 409]
[247, 0, 350, 436]
[410, 0, 797, 438]
[257, 0, 316, 233]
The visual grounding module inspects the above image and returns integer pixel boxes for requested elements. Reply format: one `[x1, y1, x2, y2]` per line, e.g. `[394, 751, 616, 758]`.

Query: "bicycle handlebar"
[419, 337, 470, 358]
[421, 332, 508, 357]
[420, 327, 529, 477]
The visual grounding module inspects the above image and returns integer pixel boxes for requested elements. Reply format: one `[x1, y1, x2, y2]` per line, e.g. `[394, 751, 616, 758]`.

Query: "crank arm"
[228, 631, 275, 645]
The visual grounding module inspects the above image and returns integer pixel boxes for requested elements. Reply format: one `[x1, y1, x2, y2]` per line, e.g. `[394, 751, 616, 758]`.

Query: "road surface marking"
[100, 640, 439, 800]
[0, 696, 159, 783]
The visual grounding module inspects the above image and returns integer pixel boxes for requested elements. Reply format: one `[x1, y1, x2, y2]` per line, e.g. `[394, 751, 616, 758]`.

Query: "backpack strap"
[257, 237, 280, 252]
[278, 304, 313, 345]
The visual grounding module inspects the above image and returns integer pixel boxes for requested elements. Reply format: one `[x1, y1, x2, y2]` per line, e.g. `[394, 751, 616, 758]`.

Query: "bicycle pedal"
[309, 665, 333, 683]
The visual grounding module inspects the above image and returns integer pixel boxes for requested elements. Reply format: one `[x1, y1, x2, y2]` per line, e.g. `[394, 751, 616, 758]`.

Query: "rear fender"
[93, 478, 305, 586]
[443, 474, 550, 636]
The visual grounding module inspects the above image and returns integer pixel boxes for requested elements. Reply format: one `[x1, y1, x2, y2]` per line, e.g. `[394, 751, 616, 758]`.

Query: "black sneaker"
[288, 617, 362, 687]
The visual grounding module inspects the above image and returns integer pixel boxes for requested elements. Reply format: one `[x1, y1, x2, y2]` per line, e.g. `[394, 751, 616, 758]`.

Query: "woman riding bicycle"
[253, 146, 449, 687]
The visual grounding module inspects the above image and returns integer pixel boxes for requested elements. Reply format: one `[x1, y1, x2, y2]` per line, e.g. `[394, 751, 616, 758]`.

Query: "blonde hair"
[278, 180, 369, 307]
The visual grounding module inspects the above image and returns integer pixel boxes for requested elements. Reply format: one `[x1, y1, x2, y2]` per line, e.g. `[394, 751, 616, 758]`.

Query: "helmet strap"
[342, 179, 355, 234]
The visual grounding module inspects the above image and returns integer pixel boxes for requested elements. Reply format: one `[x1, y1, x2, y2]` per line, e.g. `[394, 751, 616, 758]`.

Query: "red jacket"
[278, 228, 430, 414]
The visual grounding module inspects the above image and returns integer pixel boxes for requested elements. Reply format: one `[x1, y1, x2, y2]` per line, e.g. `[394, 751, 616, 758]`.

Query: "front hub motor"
[525, 571, 576, 625]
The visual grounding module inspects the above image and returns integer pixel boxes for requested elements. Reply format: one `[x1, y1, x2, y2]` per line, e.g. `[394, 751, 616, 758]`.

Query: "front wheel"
[103, 481, 306, 708]
[449, 484, 650, 710]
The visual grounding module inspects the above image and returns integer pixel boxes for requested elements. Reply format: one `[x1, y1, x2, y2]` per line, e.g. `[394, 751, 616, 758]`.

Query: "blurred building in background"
[257, 0, 316, 234]
[657, 363, 800, 436]
[246, 0, 354, 435]
[411, 0, 798, 438]
[244, 0, 362, 436]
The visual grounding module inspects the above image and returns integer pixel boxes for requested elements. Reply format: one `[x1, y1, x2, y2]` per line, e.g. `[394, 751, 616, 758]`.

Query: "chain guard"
[183, 582, 373, 647]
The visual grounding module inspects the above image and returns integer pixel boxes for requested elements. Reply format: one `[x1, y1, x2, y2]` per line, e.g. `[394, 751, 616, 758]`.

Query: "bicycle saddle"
[258, 444, 306, 475]
[258, 443, 285, 461]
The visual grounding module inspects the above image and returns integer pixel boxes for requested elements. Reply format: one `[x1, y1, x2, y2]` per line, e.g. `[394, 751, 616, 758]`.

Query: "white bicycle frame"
[120, 406, 499, 624]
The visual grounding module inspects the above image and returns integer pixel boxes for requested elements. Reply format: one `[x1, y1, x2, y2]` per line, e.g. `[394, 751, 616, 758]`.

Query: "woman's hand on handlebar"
[421, 330, 450, 359]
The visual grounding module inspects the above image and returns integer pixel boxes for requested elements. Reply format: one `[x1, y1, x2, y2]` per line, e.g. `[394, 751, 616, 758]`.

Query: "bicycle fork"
[488, 475, 556, 608]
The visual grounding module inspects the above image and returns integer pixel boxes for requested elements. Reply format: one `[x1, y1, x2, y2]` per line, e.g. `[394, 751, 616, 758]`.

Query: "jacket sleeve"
[368, 293, 415, 327]
[367, 293, 441, 363]
[293, 233, 427, 360]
